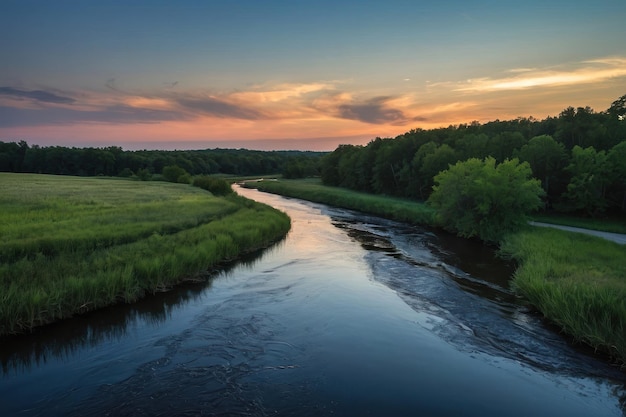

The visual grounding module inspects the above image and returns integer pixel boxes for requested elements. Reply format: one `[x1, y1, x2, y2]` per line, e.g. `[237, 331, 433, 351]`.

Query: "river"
[1, 186, 624, 416]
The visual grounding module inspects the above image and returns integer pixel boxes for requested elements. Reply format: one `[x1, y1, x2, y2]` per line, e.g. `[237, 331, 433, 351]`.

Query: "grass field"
[244, 178, 436, 226]
[246, 178, 626, 365]
[0, 173, 290, 335]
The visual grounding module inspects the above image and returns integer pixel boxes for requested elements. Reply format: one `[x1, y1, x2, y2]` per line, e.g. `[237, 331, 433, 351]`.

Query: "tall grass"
[0, 174, 290, 335]
[245, 178, 436, 226]
[500, 227, 626, 364]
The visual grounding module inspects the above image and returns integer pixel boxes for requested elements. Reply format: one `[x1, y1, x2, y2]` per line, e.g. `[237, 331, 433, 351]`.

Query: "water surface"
[1, 186, 624, 416]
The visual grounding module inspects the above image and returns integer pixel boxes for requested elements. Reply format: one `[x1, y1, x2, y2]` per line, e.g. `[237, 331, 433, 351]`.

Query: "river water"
[1, 186, 625, 416]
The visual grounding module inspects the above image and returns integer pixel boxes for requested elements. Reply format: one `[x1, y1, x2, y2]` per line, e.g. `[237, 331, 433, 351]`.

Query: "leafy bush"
[192, 176, 234, 196]
[136, 168, 152, 181]
[177, 173, 192, 184]
[162, 165, 187, 183]
[428, 157, 544, 243]
[118, 167, 134, 178]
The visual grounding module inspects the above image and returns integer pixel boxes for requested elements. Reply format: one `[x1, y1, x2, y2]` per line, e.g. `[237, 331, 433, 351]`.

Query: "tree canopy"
[428, 158, 544, 243]
[320, 94, 626, 217]
[0, 144, 325, 180]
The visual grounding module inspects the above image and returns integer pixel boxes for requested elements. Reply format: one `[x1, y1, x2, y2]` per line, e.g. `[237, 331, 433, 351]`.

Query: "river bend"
[1, 186, 624, 416]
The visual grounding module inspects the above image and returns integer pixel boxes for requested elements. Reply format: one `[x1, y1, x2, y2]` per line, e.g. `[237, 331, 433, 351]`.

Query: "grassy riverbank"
[244, 178, 436, 226]
[245, 178, 626, 364]
[0, 173, 290, 336]
[500, 229, 626, 363]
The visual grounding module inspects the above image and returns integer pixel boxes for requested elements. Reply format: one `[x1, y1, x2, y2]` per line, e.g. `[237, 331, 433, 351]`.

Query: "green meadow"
[245, 178, 626, 364]
[244, 178, 436, 226]
[0, 173, 290, 335]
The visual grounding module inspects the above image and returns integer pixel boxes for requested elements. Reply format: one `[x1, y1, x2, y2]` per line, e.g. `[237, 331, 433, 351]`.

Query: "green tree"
[560, 146, 610, 216]
[607, 94, 626, 119]
[192, 176, 233, 196]
[136, 168, 152, 181]
[408, 143, 457, 199]
[607, 142, 626, 211]
[405, 141, 437, 199]
[428, 157, 544, 243]
[456, 133, 490, 160]
[517, 135, 568, 206]
[162, 165, 187, 183]
[488, 131, 526, 162]
[321, 144, 358, 186]
[371, 139, 406, 195]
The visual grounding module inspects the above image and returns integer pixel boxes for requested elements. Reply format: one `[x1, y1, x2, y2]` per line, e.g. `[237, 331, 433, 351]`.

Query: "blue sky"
[1, 0, 625, 150]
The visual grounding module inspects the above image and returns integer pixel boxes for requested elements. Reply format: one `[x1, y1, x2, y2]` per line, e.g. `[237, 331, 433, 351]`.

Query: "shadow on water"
[329, 213, 626, 414]
[0, 242, 284, 376]
[329, 212, 626, 380]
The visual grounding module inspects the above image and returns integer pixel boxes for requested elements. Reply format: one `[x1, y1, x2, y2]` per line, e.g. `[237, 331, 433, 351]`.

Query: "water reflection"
[2, 188, 625, 417]
[323, 207, 626, 413]
[0, 245, 280, 376]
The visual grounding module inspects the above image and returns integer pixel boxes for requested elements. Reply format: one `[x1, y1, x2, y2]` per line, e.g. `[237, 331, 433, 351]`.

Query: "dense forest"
[320, 94, 626, 217]
[0, 144, 322, 180]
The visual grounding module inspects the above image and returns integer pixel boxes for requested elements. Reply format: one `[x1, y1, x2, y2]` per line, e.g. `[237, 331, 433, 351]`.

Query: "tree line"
[0, 143, 322, 180]
[321, 94, 626, 217]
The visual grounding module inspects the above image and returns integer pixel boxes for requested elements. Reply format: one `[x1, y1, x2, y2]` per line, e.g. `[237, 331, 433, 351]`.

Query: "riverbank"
[242, 178, 435, 226]
[0, 174, 290, 336]
[244, 178, 626, 365]
[500, 228, 626, 364]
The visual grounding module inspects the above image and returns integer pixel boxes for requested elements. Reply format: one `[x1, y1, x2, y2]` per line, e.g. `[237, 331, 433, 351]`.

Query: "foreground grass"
[244, 178, 436, 226]
[0, 173, 290, 335]
[500, 228, 626, 364]
[248, 178, 626, 364]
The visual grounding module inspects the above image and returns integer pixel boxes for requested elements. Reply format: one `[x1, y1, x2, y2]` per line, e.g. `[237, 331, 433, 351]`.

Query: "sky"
[1, 0, 625, 151]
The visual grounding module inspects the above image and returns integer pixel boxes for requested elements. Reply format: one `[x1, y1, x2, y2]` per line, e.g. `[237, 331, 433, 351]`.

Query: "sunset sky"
[1, 0, 625, 151]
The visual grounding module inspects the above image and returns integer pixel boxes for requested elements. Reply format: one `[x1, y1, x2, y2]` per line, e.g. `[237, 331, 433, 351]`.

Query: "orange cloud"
[2, 55, 624, 149]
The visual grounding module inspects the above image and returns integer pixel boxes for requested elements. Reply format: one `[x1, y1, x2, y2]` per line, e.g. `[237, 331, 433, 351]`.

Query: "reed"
[0, 174, 290, 335]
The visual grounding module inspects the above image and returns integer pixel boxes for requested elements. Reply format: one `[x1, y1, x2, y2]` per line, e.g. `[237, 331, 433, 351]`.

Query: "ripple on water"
[2, 188, 625, 417]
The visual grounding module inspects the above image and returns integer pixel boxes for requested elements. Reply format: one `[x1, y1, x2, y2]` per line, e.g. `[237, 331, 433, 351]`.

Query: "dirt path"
[529, 221, 626, 245]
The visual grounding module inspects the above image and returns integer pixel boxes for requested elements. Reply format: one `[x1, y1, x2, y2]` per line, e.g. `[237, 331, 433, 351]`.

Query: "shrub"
[192, 176, 234, 196]
[427, 157, 544, 243]
[136, 168, 152, 181]
[177, 173, 192, 184]
[162, 165, 187, 183]
[118, 167, 134, 178]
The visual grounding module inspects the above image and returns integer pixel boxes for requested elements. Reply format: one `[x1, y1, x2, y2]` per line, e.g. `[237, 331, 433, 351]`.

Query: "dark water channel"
[1, 186, 625, 416]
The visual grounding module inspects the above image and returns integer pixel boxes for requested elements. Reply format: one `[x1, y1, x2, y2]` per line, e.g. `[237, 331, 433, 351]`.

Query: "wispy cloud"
[105, 78, 123, 92]
[230, 82, 334, 103]
[0, 105, 184, 127]
[176, 96, 265, 120]
[0, 87, 76, 104]
[4, 56, 623, 133]
[0, 80, 461, 129]
[455, 57, 626, 92]
[507, 68, 537, 73]
[336, 96, 409, 125]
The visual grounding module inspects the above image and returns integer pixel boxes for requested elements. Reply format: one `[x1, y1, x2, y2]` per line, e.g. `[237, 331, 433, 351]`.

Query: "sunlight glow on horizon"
[1, 1, 625, 150]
